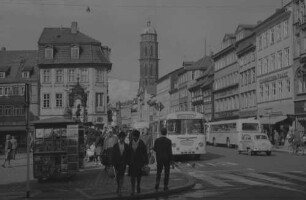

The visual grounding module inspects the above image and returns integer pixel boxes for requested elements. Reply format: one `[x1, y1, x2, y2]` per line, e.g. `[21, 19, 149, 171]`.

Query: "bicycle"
[289, 141, 305, 156]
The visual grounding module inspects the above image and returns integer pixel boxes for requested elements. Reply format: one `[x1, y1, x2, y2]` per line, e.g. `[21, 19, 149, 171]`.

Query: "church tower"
[139, 20, 159, 94]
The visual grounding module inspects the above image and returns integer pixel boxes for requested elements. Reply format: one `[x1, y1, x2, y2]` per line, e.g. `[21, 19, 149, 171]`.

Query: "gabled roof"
[222, 33, 235, 42]
[235, 24, 256, 33]
[38, 27, 101, 45]
[185, 56, 213, 71]
[0, 50, 38, 83]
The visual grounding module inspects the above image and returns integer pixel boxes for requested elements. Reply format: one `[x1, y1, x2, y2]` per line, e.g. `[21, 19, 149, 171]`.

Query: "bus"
[205, 118, 261, 148]
[151, 111, 206, 159]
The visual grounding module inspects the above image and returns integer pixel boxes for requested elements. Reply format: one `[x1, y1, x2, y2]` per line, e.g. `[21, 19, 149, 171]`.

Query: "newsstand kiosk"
[31, 117, 85, 181]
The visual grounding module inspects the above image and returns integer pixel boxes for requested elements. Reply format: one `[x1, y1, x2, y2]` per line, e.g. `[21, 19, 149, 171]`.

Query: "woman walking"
[2, 135, 12, 168]
[112, 131, 130, 196]
[128, 130, 148, 196]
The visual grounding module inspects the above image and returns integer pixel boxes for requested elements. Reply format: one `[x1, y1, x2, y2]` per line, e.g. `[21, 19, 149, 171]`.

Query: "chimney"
[71, 21, 78, 34]
[1, 47, 6, 51]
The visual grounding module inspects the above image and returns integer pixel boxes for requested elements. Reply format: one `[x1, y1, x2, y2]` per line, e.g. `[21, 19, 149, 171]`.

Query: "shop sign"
[215, 110, 239, 119]
[239, 110, 257, 118]
[259, 71, 288, 84]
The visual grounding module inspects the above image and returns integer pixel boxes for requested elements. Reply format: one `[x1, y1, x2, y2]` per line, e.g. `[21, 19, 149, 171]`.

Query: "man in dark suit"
[153, 127, 173, 191]
[112, 131, 130, 196]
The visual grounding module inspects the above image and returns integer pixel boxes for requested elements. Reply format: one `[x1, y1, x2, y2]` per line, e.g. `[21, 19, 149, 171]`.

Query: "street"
[155, 145, 306, 200]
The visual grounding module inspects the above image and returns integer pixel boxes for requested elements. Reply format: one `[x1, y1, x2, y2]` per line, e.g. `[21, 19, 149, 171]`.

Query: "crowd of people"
[84, 126, 173, 197]
[2, 134, 18, 168]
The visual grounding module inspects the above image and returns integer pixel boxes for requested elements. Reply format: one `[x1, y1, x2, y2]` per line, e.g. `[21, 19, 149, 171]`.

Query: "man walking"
[11, 136, 18, 160]
[153, 128, 173, 191]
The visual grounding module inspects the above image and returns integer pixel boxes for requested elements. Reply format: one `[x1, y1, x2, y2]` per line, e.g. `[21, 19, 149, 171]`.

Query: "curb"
[89, 172, 196, 200]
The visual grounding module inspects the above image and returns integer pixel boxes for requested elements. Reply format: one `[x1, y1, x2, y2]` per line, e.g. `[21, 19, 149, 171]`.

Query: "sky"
[0, 0, 290, 102]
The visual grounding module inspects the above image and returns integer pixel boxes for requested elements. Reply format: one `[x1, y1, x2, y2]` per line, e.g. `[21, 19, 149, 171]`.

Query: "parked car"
[238, 133, 272, 156]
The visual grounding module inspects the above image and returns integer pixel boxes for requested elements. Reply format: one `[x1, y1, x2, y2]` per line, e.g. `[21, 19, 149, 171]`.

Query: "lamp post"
[25, 83, 30, 198]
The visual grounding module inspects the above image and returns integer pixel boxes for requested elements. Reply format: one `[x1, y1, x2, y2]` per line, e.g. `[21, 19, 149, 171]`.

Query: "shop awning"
[0, 126, 26, 132]
[258, 115, 287, 125]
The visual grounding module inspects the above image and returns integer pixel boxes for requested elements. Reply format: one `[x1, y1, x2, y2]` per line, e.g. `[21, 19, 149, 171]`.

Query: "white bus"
[205, 118, 261, 148]
[159, 111, 206, 159]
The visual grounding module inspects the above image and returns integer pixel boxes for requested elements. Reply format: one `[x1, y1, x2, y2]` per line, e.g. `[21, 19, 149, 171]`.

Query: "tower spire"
[147, 17, 151, 27]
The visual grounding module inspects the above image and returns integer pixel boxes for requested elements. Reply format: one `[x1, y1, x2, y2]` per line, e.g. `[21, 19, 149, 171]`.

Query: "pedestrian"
[103, 128, 118, 169]
[2, 135, 13, 168]
[10, 136, 18, 160]
[153, 128, 173, 191]
[273, 129, 279, 149]
[128, 129, 148, 196]
[95, 131, 104, 166]
[141, 127, 153, 160]
[112, 131, 130, 196]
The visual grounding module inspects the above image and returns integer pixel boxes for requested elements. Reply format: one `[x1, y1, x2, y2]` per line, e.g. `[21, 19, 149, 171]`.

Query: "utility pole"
[25, 83, 30, 198]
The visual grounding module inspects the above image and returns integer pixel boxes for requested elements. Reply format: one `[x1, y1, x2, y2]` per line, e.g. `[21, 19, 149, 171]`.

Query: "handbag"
[107, 166, 116, 178]
[142, 165, 150, 176]
[149, 154, 155, 165]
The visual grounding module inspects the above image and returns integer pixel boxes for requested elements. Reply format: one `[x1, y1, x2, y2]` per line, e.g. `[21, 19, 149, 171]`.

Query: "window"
[0, 106, 2, 116]
[12, 86, 19, 95]
[270, 27, 274, 45]
[55, 93, 63, 107]
[257, 59, 262, 75]
[286, 79, 291, 93]
[71, 46, 79, 59]
[272, 82, 276, 97]
[276, 24, 281, 42]
[263, 57, 268, 74]
[258, 35, 262, 50]
[284, 48, 290, 67]
[43, 93, 50, 108]
[0, 72, 6, 78]
[298, 74, 306, 93]
[80, 68, 88, 82]
[14, 106, 24, 116]
[150, 64, 153, 76]
[283, 20, 288, 38]
[68, 69, 75, 82]
[145, 47, 147, 56]
[252, 68, 256, 83]
[96, 93, 104, 110]
[45, 47, 53, 59]
[263, 32, 267, 48]
[0, 87, 2, 96]
[278, 81, 283, 98]
[96, 69, 104, 82]
[43, 69, 50, 83]
[150, 46, 153, 57]
[21, 71, 30, 78]
[248, 70, 251, 84]
[276, 51, 282, 69]
[270, 54, 275, 72]
[4, 106, 13, 116]
[260, 85, 263, 101]
[55, 69, 63, 83]
[4, 87, 11, 95]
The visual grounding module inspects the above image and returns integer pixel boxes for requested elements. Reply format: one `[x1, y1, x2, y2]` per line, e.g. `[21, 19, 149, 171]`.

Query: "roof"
[0, 50, 38, 83]
[38, 27, 101, 45]
[142, 20, 157, 35]
[37, 27, 111, 67]
[185, 56, 213, 71]
[235, 24, 256, 33]
[157, 66, 184, 84]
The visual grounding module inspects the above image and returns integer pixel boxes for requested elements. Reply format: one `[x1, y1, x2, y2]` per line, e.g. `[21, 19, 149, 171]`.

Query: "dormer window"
[22, 71, 30, 78]
[45, 47, 53, 59]
[71, 46, 79, 59]
[0, 72, 5, 78]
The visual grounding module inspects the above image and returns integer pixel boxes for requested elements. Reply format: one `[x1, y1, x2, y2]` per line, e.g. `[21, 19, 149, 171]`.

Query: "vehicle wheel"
[226, 139, 231, 148]
[213, 138, 217, 146]
[266, 151, 271, 156]
[238, 150, 241, 154]
[247, 148, 252, 156]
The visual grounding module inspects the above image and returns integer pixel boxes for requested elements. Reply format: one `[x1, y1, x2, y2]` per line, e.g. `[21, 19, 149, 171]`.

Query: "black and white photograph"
[0, 0, 306, 199]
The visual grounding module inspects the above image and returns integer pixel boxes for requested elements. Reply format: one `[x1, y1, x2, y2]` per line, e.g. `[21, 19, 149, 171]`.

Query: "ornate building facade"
[38, 22, 112, 126]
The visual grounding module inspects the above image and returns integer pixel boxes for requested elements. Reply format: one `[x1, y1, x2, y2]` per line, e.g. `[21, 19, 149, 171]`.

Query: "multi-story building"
[188, 56, 214, 114]
[169, 67, 184, 113]
[0, 49, 39, 151]
[212, 34, 240, 120]
[293, 0, 306, 132]
[235, 24, 257, 119]
[201, 64, 214, 122]
[254, 4, 294, 128]
[38, 22, 112, 126]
